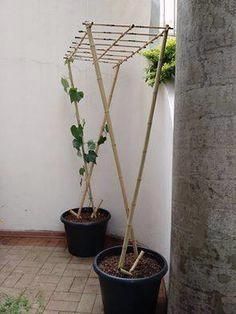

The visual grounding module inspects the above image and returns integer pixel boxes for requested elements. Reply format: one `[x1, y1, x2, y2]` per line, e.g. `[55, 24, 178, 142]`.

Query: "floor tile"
[0, 236, 167, 314]
[77, 293, 96, 313]
[70, 277, 87, 293]
[46, 300, 78, 312]
[56, 276, 74, 292]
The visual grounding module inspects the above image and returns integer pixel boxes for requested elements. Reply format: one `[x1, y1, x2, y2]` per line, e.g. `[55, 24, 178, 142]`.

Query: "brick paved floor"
[0, 236, 167, 313]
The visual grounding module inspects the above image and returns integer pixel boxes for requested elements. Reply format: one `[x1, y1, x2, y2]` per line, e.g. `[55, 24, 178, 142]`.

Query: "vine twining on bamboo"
[61, 76, 109, 186]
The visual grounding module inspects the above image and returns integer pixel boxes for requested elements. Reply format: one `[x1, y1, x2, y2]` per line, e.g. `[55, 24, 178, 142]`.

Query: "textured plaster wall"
[168, 0, 236, 312]
[0, 0, 174, 270]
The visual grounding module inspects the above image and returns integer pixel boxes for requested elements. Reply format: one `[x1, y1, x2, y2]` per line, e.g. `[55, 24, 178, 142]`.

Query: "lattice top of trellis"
[64, 21, 172, 67]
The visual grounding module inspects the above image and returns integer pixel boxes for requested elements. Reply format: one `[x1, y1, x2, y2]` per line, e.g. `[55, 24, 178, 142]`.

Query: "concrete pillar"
[168, 1, 236, 313]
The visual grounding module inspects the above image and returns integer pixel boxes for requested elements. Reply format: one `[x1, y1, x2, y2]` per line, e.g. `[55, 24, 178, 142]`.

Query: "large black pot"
[94, 245, 168, 314]
[60, 207, 111, 257]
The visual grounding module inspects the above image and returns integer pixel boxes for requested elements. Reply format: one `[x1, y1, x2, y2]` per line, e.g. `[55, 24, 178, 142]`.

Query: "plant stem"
[67, 61, 95, 218]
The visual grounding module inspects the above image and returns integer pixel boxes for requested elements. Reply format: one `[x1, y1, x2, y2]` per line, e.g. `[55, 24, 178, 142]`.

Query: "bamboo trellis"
[64, 21, 171, 271]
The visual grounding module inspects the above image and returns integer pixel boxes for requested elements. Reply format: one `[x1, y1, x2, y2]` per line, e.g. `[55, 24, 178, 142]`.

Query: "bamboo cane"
[68, 31, 87, 60]
[79, 29, 165, 35]
[72, 55, 123, 62]
[118, 26, 169, 269]
[73, 51, 129, 58]
[120, 268, 132, 276]
[96, 24, 134, 61]
[129, 250, 144, 273]
[79, 65, 120, 211]
[83, 22, 169, 29]
[115, 29, 165, 68]
[69, 209, 80, 219]
[71, 58, 117, 65]
[120, 251, 145, 276]
[79, 42, 141, 49]
[71, 45, 134, 54]
[85, 22, 138, 256]
[67, 61, 95, 218]
[75, 36, 147, 44]
[91, 199, 103, 218]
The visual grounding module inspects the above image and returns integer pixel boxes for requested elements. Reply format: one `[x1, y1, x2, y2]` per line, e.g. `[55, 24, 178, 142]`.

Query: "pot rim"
[60, 207, 111, 227]
[93, 245, 168, 283]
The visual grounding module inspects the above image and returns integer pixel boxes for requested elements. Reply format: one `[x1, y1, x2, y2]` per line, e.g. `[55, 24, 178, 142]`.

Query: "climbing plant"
[61, 77, 108, 187]
[142, 38, 176, 86]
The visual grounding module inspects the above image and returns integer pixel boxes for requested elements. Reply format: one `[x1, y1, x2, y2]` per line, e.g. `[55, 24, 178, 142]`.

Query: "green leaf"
[70, 124, 83, 139]
[61, 77, 69, 93]
[87, 140, 96, 151]
[97, 135, 106, 145]
[142, 38, 176, 86]
[77, 91, 84, 101]
[79, 167, 85, 176]
[72, 138, 82, 150]
[84, 150, 98, 164]
[69, 88, 84, 103]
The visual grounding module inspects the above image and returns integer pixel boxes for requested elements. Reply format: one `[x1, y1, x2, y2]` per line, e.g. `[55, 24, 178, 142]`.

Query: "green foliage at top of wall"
[141, 38, 176, 86]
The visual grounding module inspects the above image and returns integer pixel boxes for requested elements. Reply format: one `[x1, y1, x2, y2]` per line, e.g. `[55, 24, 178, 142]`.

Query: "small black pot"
[94, 245, 168, 314]
[60, 207, 111, 257]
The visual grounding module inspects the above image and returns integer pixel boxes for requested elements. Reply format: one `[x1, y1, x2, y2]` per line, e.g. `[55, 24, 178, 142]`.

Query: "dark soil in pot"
[94, 245, 168, 314]
[60, 207, 111, 257]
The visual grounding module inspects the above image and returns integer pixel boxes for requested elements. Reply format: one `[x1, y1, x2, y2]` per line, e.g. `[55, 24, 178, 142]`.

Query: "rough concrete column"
[168, 1, 236, 313]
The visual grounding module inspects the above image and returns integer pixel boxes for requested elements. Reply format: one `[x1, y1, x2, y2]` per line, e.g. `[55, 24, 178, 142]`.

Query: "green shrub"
[0, 295, 30, 313]
[141, 38, 176, 86]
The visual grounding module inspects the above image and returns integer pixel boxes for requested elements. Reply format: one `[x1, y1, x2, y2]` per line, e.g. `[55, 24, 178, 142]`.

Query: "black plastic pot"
[60, 207, 111, 257]
[94, 245, 168, 314]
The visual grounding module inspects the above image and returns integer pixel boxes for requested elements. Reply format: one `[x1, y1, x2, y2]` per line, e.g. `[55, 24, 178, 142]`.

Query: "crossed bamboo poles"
[67, 45, 138, 255]
[66, 21, 170, 272]
[85, 22, 170, 270]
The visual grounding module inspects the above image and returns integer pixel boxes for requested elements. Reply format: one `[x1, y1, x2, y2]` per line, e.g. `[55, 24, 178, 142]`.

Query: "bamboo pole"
[96, 24, 134, 61]
[79, 30, 164, 35]
[78, 65, 120, 211]
[70, 58, 117, 65]
[84, 22, 169, 29]
[72, 55, 123, 62]
[120, 268, 132, 276]
[70, 45, 134, 54]
[115, 29, 165, 67]
[75, 36, 147, 43]
[85, 22, 138, 256]
[78, 43, 141, 49]
[67, 61, 96, 217]
[73, 51, 129, 58]
[68, 31, 87, 60]
[67, 30, 166, 68]
[118, 26, 169, 269]
[91, 199, 103, 218]
[129, 250, 144, 273]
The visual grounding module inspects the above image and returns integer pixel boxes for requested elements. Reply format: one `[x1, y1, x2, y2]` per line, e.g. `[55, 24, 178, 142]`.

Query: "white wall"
[0, 0, 174, 269]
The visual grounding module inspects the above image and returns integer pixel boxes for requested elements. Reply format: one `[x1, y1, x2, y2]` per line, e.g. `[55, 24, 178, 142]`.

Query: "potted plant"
[92, 35, 174, 314]
[60, 60, 111, 257]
